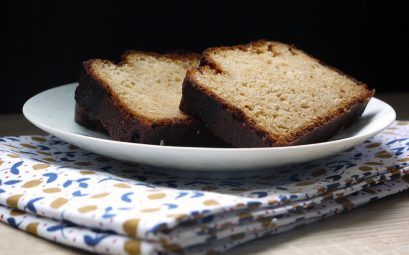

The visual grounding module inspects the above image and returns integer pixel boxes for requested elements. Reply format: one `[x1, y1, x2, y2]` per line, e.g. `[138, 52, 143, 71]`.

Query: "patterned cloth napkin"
[1, 121, 408, 255]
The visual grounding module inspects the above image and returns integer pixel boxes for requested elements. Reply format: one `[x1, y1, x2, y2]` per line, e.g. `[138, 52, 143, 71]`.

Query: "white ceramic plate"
[23, 83, 395, 172]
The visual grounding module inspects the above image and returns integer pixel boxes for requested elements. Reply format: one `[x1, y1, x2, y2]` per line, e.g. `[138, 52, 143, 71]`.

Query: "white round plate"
[23, 84, 395, 172]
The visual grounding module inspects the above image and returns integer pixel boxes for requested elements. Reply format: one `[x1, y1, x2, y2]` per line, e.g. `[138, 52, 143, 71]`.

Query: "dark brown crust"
[75, 103, 107, 133]
[75, 52, 228, 147]
[122, 50, 201, 63]
[180, 40, 375, 147]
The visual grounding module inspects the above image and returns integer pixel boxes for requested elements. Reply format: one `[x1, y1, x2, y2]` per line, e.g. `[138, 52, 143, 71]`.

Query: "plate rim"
[23, 83, 396, 154]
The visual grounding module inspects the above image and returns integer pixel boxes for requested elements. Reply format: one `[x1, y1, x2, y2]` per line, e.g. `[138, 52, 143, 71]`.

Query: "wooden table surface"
[1, 93, 408, 255]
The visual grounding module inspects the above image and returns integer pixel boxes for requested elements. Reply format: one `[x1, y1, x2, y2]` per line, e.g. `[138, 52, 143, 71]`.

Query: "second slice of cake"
[180, 40, 375, 147]
[75, 51, 225, 146]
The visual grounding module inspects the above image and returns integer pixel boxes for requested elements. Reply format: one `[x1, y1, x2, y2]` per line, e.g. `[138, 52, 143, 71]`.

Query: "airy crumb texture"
[182, 40, 374, 146]
[89, 52, 199, 122]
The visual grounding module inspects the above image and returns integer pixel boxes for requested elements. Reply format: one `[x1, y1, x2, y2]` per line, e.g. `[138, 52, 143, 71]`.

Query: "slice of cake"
[180, 40, 375, 147]
[75, 51, 225, 146]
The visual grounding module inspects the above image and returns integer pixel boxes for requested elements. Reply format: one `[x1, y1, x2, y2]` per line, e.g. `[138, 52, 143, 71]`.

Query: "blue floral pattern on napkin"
[0, 121, 408, 254]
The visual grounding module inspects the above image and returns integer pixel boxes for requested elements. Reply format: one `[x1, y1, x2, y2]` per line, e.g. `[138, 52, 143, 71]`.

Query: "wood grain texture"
[228, 190, 409, 255]
[0, 92, 408, 255]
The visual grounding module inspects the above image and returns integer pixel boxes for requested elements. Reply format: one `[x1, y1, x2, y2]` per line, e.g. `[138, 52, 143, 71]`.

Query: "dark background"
[2, 0, 408, 113]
